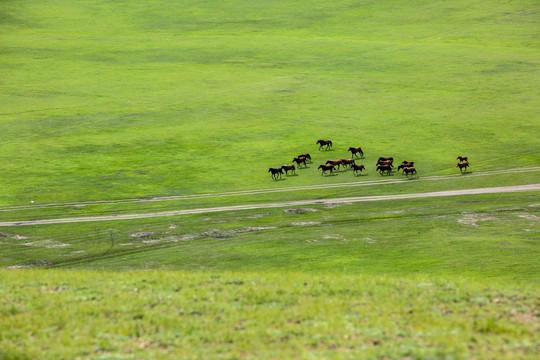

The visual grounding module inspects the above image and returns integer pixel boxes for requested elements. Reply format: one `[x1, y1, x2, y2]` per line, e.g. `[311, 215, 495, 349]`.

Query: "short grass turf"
[1, 0, 539, 205]
[1, 270, 538, 360]
[1, 1, 539, 359]
[1, 191, 539, 359]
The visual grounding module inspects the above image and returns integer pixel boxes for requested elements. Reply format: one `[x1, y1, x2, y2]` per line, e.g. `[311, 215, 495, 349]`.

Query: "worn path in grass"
[1, 166, 540, 212]
[1, 183, 538, 227]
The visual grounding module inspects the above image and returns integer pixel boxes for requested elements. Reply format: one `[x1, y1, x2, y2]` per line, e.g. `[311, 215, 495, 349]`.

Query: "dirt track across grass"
[1, 184, 538, 227]
[2, 166, 540, 212]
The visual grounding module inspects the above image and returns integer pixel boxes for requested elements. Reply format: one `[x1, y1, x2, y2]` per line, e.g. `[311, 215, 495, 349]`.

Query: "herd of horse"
[268, 140, 469, 180]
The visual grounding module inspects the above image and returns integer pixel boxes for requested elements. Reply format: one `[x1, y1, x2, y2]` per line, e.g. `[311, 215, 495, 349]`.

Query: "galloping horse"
[292, 156, 308, 168]
[402, 167, 417, 176]
[457, 156, 468, 162]
[376, 164, 392, 175]
[325, 159, 343, 170]
[318, 164, 336, 175]
[348, 146, 364, 158]
[351, 164, 365, 175]
[397, 161, 414, 171]
[268, 167, 284, 180]
[281, 164, 296, 175]
[340, 158, 356, 169]
[298, 153, 311, 162]
[316, 139, 333, 150]
[457, 161, 469, 172]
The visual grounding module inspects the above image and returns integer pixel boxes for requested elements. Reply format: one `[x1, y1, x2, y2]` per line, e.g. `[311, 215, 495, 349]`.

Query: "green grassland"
[1, 0, 539, 359]
[1, 191, 539, 359]
[1, 0, 539, 204]
[1, 270, 538, 360]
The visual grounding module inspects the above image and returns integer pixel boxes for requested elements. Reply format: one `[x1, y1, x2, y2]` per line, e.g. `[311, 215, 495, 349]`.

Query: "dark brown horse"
[397, 161, 414, 171]
[268, 167, 283, 180]
[325, 159, 343, 170]
[298, 153, 311, 161]
[402, 167, 417, 176]
[281, 164, 296, 175]
[292, 156, 307, 168]
[316, 139, 333, 150]
[318, 164, 336, 175]
[457, 161, 469, 172]
[457, 156, 468, 162]
[376, 164, 392, 175]
[378, 157, 393, 164]
[348, 146, 364, 158]
[377, 160, 393, 168]
[340, 158, 356, 169]
[351, 164, 365, 175]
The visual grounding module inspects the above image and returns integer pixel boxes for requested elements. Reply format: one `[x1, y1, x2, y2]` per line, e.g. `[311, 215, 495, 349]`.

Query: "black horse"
[268, 167, 284, 180]
[348, 146, 364, 158]
[316, 139, 333, 150]
[298, 153, 311, 162]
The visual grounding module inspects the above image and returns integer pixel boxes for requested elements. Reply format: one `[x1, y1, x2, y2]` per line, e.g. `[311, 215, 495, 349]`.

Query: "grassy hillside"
[1, 191, 539, 281]
[1, 0, 538, 359]
[1, 0, 539, 205]
[1, 270, 539, 360]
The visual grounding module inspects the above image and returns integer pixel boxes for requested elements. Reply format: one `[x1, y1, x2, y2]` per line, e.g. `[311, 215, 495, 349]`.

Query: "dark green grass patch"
[2, 192, 538, 283]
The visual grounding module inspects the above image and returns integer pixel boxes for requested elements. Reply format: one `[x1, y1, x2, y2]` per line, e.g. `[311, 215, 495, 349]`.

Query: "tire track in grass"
[1, 184, 538, 227]
[1, 166, 539, 212]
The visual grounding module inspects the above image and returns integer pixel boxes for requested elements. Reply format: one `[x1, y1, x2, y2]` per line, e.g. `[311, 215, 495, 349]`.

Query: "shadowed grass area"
[2, 192, 538, 282]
